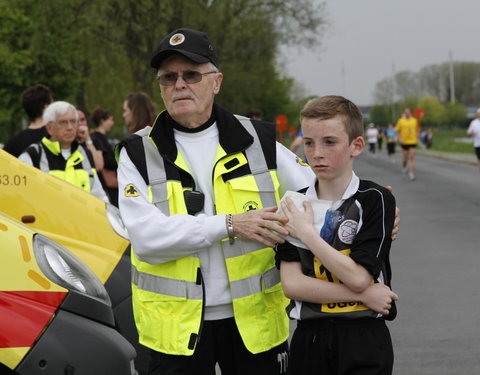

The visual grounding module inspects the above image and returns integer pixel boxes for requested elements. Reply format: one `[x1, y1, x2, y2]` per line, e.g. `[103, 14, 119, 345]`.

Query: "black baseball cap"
[150, 28, 218, 69]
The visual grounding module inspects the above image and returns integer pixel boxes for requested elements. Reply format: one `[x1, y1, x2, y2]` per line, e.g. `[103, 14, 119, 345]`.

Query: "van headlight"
[33, 234, 111, 306]
[106, 203, 129, 240]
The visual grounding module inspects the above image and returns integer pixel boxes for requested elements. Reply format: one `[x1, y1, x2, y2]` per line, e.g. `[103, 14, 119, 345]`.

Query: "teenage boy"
[275, 95, 398, 375]
[3, 84, 53, 157]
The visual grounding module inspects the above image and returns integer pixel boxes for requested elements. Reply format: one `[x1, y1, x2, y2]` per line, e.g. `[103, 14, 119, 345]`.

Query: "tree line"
[368, 97, 468, 130]
[370, 61, 480, 128]
[0, 0, 326, 142]
[374, 62, 480, 106]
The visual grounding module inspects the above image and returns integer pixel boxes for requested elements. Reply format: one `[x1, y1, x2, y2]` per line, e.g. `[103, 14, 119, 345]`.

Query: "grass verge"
[429, 128, 472, 154]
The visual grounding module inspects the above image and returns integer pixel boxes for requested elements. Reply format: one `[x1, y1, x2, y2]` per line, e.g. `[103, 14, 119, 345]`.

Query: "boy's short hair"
[300, 95, 364, 142]
[91, 107, 112, 127]
[21, 84, 53, 122]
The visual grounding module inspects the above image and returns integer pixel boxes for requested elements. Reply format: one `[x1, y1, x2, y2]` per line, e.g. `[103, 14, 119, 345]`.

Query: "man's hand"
[232, 207, 289, 248]
[76, 126, 105, 171]
[76, 124, 90, 143]
[359, 283, 398, 315]
[386, 185, 400, 241]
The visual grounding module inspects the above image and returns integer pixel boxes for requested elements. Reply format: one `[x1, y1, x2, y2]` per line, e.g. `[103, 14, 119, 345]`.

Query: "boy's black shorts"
[290, 318, 393, 375]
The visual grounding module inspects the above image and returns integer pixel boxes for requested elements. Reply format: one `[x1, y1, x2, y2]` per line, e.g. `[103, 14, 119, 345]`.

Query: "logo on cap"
[169, 33, 185, 46]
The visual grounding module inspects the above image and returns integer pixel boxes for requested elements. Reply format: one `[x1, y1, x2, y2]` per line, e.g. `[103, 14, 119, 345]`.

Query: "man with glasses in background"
[116, 28, 398, 374]
[19, 100, 108, 202]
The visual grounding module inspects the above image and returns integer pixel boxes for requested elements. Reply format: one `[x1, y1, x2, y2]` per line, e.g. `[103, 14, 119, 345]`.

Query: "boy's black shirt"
[275, 178, 397, 322]
[3, 127, 49, 157]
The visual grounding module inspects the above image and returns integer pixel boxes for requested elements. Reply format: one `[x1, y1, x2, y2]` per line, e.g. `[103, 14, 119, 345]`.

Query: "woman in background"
[122, 92, 157, 134]
[91, 107, 118, 206]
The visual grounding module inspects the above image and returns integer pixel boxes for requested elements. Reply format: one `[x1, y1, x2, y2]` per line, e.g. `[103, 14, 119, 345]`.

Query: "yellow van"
[0, 211, 137, 374]
[0, 149, 147, 374]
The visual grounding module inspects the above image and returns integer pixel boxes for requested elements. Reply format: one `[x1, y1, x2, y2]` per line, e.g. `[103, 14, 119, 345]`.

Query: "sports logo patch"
[337, 219, 358, 244]
[124, 183, 139, 197]
[169, 33, 185, 46]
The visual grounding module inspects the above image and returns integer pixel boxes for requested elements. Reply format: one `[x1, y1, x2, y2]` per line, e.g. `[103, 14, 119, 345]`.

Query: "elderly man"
[116, 28, 397, 374]
[20, 101, 108, 202]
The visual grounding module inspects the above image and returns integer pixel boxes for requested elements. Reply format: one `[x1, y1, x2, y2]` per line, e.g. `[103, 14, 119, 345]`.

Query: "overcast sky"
[280, 0, 479, 106]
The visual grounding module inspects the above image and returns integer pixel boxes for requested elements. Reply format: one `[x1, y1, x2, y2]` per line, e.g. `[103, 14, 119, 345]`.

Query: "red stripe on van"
[0, 291, 67, 348]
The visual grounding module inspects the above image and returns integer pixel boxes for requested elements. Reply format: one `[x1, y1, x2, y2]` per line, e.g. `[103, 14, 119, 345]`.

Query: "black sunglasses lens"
[158, 71, 204, 85]
[159, 73, 178, 85]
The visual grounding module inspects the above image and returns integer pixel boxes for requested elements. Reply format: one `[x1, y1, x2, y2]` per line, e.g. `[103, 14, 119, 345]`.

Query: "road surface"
[354, 150, 480, 375]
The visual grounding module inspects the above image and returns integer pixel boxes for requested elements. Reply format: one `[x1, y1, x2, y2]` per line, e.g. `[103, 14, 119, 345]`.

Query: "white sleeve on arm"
[117, 148, 228, 264]
[276, 142, 314, 196]
[90, 172, 109, 202]
[18, 152, 33, 166]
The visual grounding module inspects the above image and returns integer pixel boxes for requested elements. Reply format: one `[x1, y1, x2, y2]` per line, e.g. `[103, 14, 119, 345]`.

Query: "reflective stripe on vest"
[30, 144, 50, 172]
[240, 118, 277, 208]
[132, 266, 202, 300]
[141, 131, 170, 215]
[229, 266, 280, 300]
[132, 260, 279, 301]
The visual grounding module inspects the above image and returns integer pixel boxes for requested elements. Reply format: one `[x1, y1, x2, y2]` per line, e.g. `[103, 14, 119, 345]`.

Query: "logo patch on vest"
[243, 201, 259, 211]
[296, 156, 309, 167]
[124, 183, 139, 197]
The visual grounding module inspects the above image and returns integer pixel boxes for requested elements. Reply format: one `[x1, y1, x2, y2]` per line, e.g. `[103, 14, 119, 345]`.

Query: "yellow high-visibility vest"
[29, 137, 94, 192]
[122, 117, 290, 355]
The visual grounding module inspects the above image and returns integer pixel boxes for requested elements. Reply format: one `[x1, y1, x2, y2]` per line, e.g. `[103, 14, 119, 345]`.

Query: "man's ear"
[213, 73, 223, 94]
[45, 122, 54, 137]
[350, 135, 365, 158]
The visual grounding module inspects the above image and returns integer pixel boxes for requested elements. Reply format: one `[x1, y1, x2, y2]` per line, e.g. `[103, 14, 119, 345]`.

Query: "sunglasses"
[156, 70, 218, 86]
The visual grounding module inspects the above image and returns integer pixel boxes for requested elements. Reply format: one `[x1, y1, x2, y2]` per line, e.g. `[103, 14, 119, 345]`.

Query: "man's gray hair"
[43, 101, 78, 124]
